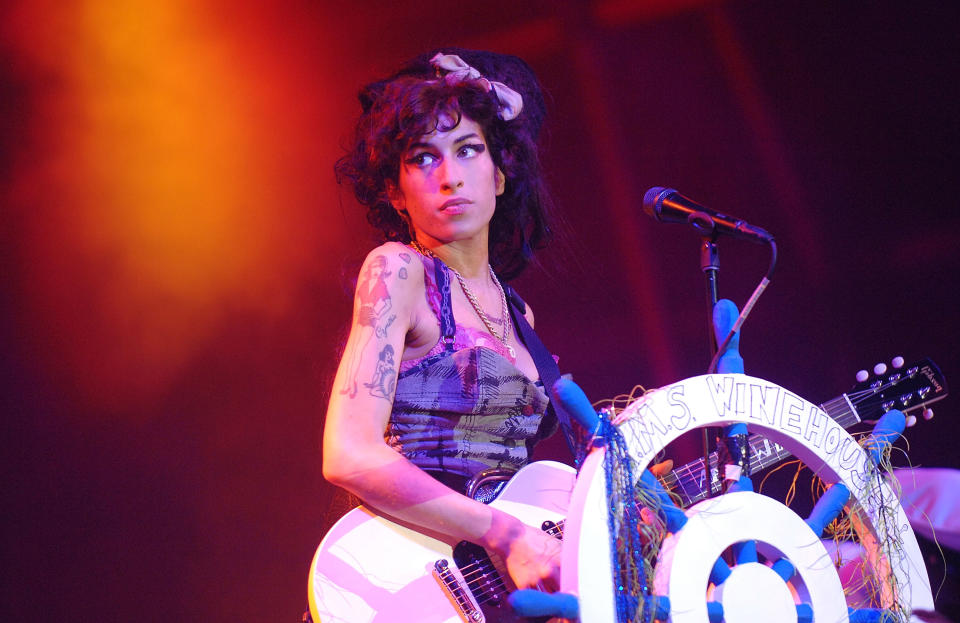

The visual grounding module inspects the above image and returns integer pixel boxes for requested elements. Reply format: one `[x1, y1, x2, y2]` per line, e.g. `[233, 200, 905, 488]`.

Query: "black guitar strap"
[504, 285, 580, 464]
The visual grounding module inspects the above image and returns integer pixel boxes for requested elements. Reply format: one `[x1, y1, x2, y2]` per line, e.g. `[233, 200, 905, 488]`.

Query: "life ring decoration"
[560, 374, 934, 623]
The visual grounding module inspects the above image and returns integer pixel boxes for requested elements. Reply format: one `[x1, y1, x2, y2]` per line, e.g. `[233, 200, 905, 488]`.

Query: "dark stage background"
[3, 1, 958, 621]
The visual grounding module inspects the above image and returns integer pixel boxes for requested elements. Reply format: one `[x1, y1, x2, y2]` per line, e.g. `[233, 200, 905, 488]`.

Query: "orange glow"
[6, 1, 338, 414]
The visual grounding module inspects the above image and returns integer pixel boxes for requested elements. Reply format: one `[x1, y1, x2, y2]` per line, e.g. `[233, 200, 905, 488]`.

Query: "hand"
[500, 522, 563, 591]
[649, 458, 674, 477]
[640, 459, 674, 526]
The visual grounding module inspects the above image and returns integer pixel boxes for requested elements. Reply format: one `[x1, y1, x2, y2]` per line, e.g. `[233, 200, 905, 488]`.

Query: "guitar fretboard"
[660, 394, 858, 506]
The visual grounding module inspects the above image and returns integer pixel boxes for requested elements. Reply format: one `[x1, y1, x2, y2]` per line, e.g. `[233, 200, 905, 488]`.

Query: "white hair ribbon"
[429, 53, 524, 121]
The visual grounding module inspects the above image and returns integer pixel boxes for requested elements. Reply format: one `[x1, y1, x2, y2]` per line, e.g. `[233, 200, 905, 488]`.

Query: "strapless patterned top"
[386, 251, 552, 480]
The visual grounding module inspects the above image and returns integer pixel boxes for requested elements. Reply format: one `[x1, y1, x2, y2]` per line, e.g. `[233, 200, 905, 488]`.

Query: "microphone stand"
[644, 189, 777, 502]
[700, 235, 721, 499]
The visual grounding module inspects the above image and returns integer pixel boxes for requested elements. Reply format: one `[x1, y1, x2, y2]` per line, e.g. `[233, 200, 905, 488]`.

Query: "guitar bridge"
[434, 542, 550, 623]
[433, 559, 483, 622]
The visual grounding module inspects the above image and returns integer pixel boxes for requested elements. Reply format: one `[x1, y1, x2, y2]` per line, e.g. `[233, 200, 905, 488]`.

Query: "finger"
[650, 459, 674, 477]
[640, 506, 654, 525]
[537, 571, 560, 593]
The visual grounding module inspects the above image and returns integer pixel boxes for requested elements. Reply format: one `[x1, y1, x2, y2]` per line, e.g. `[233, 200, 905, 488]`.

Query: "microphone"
[643, 187, 773, 244]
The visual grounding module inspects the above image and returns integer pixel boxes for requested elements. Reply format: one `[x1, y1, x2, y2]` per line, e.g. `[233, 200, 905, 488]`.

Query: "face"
[368, 257, 385, 279]
[388, 116, 505, 246]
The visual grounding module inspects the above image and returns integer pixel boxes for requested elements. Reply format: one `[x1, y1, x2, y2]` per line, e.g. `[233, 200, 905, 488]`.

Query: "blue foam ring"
[709, 557, 732, 585]
[734, 538, 758, 564]
[771, 557, 796, 582]
[651, 595, 670, 620]
[713, 298, 744, 374]
[551, 376, 601, 433]
[848, 607, 898, 623]
[508, 589, 579, 619]
[706, 600, 725, 623]
[725, 422, 749, 437]
[639, 469, 688, 533]
[864, 409, 905, 466]
[726, 475, 754, 493]
[805, 483, 850, 537]
[796, 603, 814, 623]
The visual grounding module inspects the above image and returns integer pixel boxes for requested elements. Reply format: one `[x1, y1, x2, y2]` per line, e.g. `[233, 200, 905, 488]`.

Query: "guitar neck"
[661, 393, 859, 506]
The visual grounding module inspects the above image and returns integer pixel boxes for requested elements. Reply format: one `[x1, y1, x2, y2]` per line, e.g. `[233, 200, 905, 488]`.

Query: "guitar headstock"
[848, 356, 948, 427]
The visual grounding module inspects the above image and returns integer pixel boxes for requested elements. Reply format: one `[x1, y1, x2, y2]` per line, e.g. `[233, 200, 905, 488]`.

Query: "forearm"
[324, 445, 522, 551]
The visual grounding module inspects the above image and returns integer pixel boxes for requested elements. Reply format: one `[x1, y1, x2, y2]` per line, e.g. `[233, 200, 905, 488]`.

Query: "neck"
[414, 233, 490, 279]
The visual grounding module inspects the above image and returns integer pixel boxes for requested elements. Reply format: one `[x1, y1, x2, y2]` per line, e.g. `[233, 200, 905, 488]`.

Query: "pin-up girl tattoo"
[364, 344, 396, 399]
[341, 255, 396, 399]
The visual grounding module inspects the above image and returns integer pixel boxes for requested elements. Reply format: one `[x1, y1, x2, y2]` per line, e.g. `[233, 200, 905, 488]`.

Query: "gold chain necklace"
[410, 241, 515, 358]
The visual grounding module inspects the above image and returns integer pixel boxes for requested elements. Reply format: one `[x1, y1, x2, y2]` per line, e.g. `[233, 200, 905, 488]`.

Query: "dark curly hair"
[336, 48, 553, 281]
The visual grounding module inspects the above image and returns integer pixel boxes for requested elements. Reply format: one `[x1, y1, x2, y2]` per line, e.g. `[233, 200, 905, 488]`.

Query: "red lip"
[440, 198, 472, 211]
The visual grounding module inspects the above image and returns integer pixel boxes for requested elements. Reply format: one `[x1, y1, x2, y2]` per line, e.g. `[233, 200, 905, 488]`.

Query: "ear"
[495, 168, 506, 196]
[386, 181, 405, 212]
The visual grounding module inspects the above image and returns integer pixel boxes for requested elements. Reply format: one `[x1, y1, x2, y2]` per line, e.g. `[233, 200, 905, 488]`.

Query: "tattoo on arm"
[364, 344, 397, 400]
[375, 314, 396, 338]
[341, 254, 399, 400]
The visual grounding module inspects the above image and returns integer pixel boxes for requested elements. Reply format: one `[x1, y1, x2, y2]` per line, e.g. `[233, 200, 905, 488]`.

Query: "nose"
[438, 159, 464, 192]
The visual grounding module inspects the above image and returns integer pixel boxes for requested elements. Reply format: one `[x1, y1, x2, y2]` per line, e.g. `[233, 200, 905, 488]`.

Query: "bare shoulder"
[363, 241, 421, 271]
[359, 242, 424, 293]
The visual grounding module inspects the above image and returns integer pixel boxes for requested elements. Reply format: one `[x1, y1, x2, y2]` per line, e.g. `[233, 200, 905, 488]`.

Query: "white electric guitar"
[308, 358, 946, 623]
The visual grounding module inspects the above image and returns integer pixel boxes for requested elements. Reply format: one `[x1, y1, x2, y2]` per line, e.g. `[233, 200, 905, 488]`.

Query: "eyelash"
[405, 143, 485, 167]
[405, 153, 435, 167]
[459, 143, 485, 157]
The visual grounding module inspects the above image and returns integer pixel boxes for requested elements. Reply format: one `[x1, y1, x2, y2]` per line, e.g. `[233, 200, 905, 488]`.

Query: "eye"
[405, 151, 437, 167]
[457, 143, 485, 158]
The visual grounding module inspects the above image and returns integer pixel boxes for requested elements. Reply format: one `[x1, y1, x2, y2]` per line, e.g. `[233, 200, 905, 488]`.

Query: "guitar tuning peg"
[923, 408, 934, 421]
[892, 356, 905, 369]
[873, 362, 888, 375]
[905, 414, 918, 428]
[856, 369, 869, 383]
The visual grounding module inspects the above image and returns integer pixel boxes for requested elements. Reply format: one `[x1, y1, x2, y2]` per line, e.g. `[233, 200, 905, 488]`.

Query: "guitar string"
[458, 561, 509, 587]
[454, 533, 567, 589]
[457, 562, 492, 578]
[453, 523, 567, 596]
[461, 563, 510, 604]
[459, 567, 495, 581]
[464, 580, 509, 604]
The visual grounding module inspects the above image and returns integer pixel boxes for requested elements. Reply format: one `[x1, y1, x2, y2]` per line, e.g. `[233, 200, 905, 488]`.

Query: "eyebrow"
[408, 132, 481, 151]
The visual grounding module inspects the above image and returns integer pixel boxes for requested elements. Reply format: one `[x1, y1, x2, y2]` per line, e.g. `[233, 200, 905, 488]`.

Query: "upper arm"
[323, 243, 422, 476]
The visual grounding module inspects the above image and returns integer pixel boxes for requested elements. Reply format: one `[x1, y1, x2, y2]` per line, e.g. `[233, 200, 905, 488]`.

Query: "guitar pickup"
[541, 519, 565, 539]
